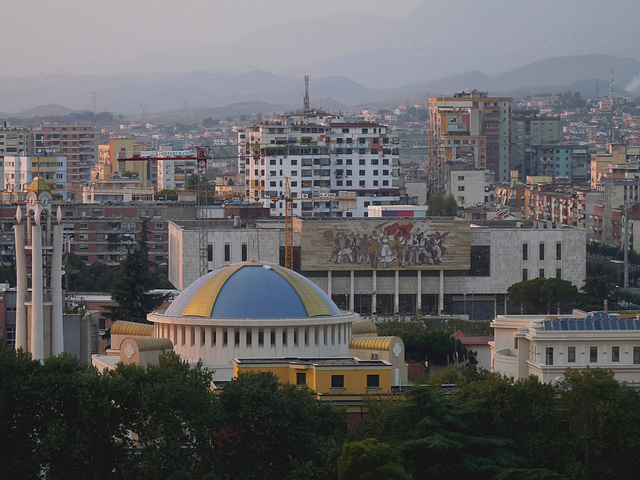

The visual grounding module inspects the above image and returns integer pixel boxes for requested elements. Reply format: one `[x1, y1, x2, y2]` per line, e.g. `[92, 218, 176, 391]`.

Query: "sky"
[0, 0, 421, 77]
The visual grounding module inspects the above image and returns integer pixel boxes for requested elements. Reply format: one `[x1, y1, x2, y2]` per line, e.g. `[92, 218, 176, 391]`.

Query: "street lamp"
[611, 259, 623, 287]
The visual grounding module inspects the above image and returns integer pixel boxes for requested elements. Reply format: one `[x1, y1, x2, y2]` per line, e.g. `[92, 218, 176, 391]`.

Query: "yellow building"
[590, 142, 629, 189]
[234, 357, 395, 414]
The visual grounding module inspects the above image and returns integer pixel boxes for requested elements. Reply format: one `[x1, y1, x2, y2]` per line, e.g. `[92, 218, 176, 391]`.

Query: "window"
[458, 175, 465, 181]
[634, 347, 640, 365]
[359, 159, 366, 165]
[590, 346, 597, 363]
[296, 372, 307, 386]
[545, 347, 553, 365]
[539, 268, 545, 278]
[359, 180, 366, 186]
[556, 268, 562, 278]
[556, 242, 562, 260]
[242, 243, 248, 261]
[539, 242, 545, 260]
[367, 375, 380, 388]
[612, 346, 620, 362]
[359, 170, 365, 176]
[224, 243, 230, 262]
[522, 244, 528, 261]
[568, 347, 575, 362]
[331, 375, 344, 389]
[79, 223, 88, 229]
[523, 269, 528, 281]
[470, 246, 490, 276]
[457, 186, 465, 191]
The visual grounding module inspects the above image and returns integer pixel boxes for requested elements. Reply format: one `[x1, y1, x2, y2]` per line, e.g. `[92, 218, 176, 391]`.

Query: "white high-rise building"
[238, 113, 402, 217]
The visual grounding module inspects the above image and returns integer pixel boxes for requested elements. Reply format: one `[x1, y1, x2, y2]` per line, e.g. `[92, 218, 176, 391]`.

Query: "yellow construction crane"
[280, 177, 356, 270]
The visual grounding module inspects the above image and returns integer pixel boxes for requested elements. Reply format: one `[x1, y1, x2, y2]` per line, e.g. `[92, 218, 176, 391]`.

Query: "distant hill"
[0, 54, 638, 119]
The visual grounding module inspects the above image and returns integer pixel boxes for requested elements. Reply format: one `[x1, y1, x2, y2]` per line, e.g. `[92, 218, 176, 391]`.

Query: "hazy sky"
[1, 0, 421, 76]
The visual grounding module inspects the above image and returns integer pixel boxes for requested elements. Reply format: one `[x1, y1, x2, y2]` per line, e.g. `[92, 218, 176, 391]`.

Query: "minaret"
[15, 177, 64, 360]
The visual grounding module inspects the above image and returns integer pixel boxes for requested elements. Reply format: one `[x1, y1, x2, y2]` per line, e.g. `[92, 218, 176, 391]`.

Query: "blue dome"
[165, 261, 341, 319]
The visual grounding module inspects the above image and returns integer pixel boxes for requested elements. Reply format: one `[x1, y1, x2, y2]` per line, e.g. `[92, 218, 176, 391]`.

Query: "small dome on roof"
[165, 261, 341, 319]
[27, 177, 51, 194]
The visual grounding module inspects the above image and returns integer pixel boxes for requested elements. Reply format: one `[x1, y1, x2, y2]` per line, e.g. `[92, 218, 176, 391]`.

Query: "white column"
[51, 224, 64, 356]
[14, 224, 27, 351]
[439, 269, 444, 315]
[349, 271, 355, 311]
[372, 271, 377, 315]
[31, 225, 44, 361]
[327, 271, 332, 297]
[417, 271, 422, 312]
[394, 270, 400, 314]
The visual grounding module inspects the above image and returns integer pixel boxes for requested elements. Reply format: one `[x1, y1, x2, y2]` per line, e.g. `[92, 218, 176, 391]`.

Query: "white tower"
[14, 177, 64, 361]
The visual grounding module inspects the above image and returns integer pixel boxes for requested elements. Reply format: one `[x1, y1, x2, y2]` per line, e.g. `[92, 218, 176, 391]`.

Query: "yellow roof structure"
[352, 319, 378, 336]
[130, 338, 173, 352]
[349, 335, 395, 351]
[27, 177, 51, 194]
[111, 320, 154, 337]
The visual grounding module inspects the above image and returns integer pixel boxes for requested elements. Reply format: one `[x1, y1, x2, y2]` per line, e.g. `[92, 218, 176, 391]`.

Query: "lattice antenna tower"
[303, 75, 310, 114]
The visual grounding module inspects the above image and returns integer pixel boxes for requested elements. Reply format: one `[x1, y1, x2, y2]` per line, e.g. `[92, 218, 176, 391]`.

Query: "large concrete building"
[429, 91, 511, 192]
[238, 113, 402, 218]
[169, 218, 586, 320]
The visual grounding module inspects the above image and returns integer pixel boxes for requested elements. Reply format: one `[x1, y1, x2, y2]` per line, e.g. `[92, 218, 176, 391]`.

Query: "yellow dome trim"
[111, 320, 154, 337]
[352, 319, 378, 335]
[131, 337, 173, 352]
[273, 265, 332, 317]
[182, 263, 243, 317]
[349, 335, 395, 351]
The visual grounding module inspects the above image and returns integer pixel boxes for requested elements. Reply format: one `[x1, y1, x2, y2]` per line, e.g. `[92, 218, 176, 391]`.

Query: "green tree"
[0, 347, 43, 478]
[360, 385, 521, 478]
[457, 374, 561, 471]
[106, 352, 217, 479]
[105, 219, 168, 322]
[507, 278, 577, 314]
[35, 354, 123, 480]
[215, 371, 346, 480]
[338, 438, 412, 480]
[187, 173, 199, 189]
[427, 194, 444, 216]
[380, 327, 468, 365]
[557, 368, 640, 480]
[443, 194, 459, 216]
[577, 276, 613, 310]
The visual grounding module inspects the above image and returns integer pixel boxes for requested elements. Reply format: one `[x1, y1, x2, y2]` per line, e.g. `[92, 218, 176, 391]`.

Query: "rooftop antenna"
[303, 75, 310, 114]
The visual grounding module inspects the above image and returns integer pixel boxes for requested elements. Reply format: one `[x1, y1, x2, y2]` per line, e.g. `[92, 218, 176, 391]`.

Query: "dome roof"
[165, 261, 342, 319]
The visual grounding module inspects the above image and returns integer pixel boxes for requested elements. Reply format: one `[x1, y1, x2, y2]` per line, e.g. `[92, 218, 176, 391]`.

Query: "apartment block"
[429, 91, 511, 193]
[510, 109, 561, 177]
[238, 113, 401, 218]
[35, 123, 98, 188]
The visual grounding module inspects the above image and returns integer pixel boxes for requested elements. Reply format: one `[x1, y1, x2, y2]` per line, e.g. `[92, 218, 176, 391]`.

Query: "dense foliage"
[0, 348, 346, 480]
[3, 343, 640, 480]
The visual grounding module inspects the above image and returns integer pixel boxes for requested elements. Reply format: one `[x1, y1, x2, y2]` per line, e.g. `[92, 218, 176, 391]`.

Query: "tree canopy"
[507, 277, 578, 314]
[427, 194, 458, 216]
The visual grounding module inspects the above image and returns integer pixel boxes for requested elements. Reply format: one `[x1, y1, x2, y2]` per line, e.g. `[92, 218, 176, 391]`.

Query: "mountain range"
[0, 54, 638, 120]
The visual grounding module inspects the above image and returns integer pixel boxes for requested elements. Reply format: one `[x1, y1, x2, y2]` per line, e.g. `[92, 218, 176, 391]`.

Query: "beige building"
[491, 312, 640, 384]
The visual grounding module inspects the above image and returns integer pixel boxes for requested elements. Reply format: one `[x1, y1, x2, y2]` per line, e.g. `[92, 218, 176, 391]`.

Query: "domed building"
[148, 260, 359, 380]
[93, 260, 408, 407]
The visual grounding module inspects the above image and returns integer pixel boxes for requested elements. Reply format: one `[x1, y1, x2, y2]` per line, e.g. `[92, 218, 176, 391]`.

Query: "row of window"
[545, 346, 640, 365]
[523, 268, 561, 281]
[296, 372, 379, 389]
[522, 242, 562, 261]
